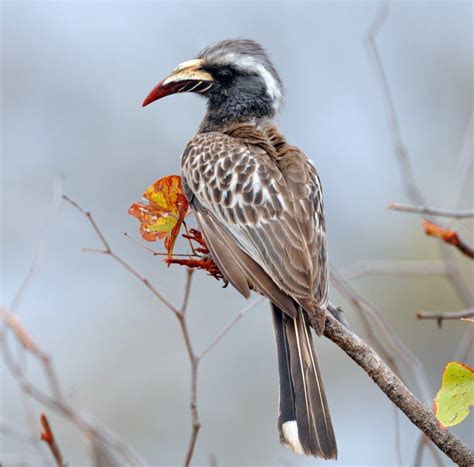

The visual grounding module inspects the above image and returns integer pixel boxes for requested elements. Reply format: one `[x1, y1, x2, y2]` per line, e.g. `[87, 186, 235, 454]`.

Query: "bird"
[142, 39, 337, 459]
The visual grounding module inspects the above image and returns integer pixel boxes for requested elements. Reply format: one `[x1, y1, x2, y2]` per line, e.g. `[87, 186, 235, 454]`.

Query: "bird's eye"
[214, 67, 234, 83]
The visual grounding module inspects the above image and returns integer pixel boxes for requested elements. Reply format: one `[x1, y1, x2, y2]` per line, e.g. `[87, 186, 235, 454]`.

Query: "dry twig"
[422, 220, 474, 260]
[416, 308, 474, 326]
[340, 259, 447, 280]
[388, 203, 474, 219]
[40, 414, 65, 467]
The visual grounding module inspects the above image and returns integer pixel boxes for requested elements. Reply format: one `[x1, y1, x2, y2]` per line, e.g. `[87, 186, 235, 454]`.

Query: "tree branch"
[388, 203, 474, 219]
[323, 312, 474, 466]
[416, 308, 474, 325]
[339, 259, 447, 280]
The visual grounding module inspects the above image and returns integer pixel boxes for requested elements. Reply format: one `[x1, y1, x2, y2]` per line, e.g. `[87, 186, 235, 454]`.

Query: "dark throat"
[199, 86, 276, 133]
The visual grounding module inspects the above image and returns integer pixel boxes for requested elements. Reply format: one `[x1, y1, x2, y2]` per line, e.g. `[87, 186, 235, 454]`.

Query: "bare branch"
[323, 312, 474, 466]
[40, 413, 66, 467]
[63, 194, 180, 316]
[124, 232, 199, 257]
[198, 296, 265, 359]
[0, 306, 147, 466]
[388, 203, 474, 219]
[455, 326, 474, 362]
[453, 113, 474, 212]
[417, 308, 474, 323]
[10, 178, 64, 312]
[366, 1, 426, 206]
[0, 418, 38, 445]
[331, 267, 433, 403]
[340, 259, 447, 280]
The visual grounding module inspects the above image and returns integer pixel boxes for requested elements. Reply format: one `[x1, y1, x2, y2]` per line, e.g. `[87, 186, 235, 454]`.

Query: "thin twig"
[198, 296, 265, 359]
[10, 177, 64, 312]
[62, 195, 112, 251]
[366, 1, 426, 206]
[124, 232, 199, 257]
[183, 221, 197, 256]
[340, 259, 447, 280]
[175, 269, 201, 467]
[388, 203, 474, 219]
[453, 113, 474, 215]
[417, 308, 474, 323]
[0, 418, 38, 445]
[413, 435, 427, 467]
[392, 404, 402, 466]
[455, 326, 474, 362]
[40, 413, 66, 467]
[64, 194, 180, 316]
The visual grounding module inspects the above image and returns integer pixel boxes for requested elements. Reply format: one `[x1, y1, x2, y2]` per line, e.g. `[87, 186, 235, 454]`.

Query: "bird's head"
[143, 39, 283, 127]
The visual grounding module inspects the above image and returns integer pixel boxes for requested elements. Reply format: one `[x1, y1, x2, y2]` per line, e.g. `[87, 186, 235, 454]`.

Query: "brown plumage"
[182, 123, 328, 333]
[143, 38, 337, 459]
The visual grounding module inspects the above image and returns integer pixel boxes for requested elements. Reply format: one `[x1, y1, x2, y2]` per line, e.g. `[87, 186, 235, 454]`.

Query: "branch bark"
[323, 312, 474, 466]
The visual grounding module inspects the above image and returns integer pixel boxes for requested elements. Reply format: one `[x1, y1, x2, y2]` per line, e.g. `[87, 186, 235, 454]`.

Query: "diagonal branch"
[323, 312, 474, 466]
[63, 194, 180, 316]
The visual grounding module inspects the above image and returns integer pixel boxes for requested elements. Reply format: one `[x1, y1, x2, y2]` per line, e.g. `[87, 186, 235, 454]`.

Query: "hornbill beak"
[142, 58, 214, 107]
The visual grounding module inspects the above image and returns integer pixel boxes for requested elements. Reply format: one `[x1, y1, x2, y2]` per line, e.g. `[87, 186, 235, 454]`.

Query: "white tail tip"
[282, 420, 304, 455]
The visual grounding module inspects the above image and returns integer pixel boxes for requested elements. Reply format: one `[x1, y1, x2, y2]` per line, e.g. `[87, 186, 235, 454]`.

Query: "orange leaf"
[128, 175, 189, 256]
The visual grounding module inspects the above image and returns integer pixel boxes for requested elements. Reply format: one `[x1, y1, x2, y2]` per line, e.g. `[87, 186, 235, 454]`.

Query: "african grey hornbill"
[143, 39, 337, 459]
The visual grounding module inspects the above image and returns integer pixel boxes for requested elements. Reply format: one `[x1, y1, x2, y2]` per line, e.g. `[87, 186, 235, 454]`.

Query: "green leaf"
[434, 361, 474, 427]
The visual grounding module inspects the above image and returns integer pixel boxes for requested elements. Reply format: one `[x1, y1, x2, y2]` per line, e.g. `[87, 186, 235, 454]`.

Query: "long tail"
[272, 303, 337, 459]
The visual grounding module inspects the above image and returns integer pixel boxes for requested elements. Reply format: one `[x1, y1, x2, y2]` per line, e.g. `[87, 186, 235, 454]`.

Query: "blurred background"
[1, 1, 473, 465]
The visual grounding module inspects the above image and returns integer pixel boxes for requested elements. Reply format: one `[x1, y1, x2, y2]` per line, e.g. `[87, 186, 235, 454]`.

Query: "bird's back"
[181, 122, 329, 333]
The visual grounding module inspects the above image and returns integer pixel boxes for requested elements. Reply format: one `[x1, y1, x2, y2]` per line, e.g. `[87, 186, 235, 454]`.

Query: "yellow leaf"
[434, 361, 474, 427]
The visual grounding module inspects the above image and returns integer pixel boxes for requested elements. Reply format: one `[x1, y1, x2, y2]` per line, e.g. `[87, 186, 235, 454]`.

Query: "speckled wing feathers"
[181, 123, 328, 333]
